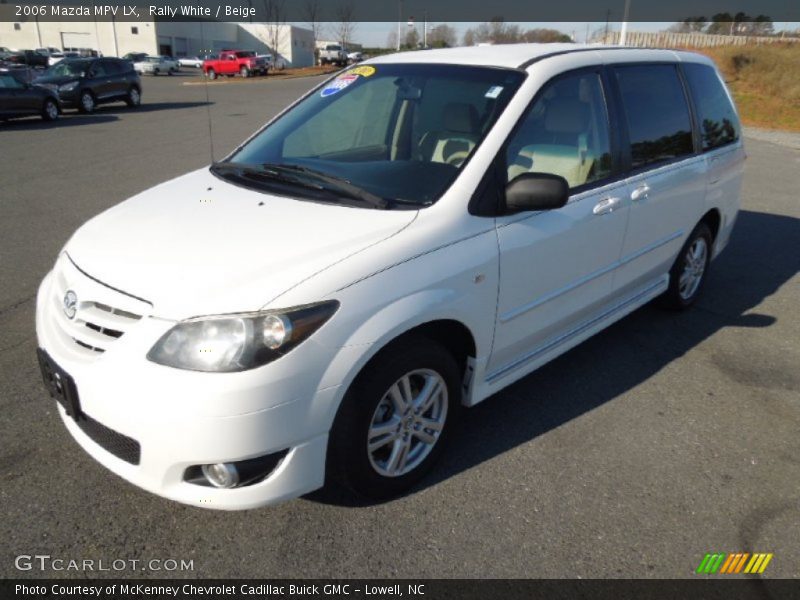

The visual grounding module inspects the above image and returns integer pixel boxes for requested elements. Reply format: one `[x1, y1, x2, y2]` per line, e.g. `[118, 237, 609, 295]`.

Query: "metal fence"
[598, 31, 800, 48]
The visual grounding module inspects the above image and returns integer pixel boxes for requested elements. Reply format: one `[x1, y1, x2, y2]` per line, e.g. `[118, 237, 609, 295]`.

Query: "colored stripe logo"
[696, 553, 773, 574]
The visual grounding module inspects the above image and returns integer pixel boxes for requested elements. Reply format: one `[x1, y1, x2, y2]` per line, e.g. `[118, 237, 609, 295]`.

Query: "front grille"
[76, 413, 141, 465]
[47, 255, 149, 361]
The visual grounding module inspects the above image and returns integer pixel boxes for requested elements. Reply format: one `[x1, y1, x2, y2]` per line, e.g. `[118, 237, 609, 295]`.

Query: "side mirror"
[504, 173, 569, 213]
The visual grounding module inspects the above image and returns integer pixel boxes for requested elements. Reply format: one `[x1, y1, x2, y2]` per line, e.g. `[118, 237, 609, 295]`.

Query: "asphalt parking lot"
[1, 73, 798, 579]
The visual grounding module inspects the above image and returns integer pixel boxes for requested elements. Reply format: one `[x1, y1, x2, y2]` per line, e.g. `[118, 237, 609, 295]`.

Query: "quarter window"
[505, 71, 613, 189]
[614, 65, 694, 169]
[683, 63, 740, 151]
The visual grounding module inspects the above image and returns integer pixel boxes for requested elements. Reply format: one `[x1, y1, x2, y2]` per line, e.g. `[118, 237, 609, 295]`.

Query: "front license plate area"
[37, 348, 82, 420]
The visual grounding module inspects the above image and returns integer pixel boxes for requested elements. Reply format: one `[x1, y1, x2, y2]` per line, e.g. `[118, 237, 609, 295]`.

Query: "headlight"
[58, 81, 78, 92]
[147, 301, 338, 372]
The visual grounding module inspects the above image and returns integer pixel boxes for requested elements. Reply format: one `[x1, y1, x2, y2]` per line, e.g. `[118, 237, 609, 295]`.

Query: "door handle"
[631, 184, 650, 201]
[593, 197, 621, 215]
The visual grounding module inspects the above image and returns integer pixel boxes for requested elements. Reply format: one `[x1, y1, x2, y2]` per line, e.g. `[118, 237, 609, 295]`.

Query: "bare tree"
[404, 28, 420, 49]
[262, 0, 287, 57]
[463, 28, 476, 46]
[466, 19, 524, 45]
[668, 17, 707, 33]
[303, 0, 324, 44]
[333, 2, 358, 50]
[428, 24, 456, 48]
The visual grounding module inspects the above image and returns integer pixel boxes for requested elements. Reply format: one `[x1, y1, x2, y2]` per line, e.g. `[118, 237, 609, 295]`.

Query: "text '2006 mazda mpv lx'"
[36, 44, 744, 509]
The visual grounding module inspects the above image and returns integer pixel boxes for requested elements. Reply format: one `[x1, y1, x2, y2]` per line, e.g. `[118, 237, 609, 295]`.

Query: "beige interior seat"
[507, 99, 595, 187]
[418, 103, 481, 167]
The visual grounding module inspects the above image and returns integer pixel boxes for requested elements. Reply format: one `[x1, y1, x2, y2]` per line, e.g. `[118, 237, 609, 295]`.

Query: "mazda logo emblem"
[63, 290, 78, 320]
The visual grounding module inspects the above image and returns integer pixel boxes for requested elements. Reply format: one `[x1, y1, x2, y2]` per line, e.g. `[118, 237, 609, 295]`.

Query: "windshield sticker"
[485, 85, 504, 99]
[321, 74, 359, 97]
[346, 65, 376, 78]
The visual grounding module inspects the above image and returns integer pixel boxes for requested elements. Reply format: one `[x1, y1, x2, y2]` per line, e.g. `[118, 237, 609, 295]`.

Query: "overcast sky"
[305, 21, 799, 47]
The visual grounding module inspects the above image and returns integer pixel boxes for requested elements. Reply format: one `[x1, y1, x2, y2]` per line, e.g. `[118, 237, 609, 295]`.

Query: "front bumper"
[35, 261, 345, 510]
[55, 88, 80, 107]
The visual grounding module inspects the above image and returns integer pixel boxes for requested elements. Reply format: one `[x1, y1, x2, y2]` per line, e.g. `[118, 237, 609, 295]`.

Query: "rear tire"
[327, 335, 461, 500]
[240, 66, 249, 78]
[78, 90, 95, 113]
[41, 98, 59, 121]
[659, 222, 713, 310]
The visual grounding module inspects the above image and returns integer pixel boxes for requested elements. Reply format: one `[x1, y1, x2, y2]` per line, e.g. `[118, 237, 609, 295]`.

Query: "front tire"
[206, 68, 217, 80]
[125, 86, 141, 107]
[328, 336, 461, 499]
[41, 98, 59, 121]
[659, 222, 713, 310]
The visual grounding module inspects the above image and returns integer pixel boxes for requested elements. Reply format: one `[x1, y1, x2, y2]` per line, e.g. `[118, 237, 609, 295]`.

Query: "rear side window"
[102, 59, 122, 74]
[683, 63, 740, 151]
[614, 65, 694, 169]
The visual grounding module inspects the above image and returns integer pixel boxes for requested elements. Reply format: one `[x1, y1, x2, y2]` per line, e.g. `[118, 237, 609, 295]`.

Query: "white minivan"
[35, 44, 744, 509]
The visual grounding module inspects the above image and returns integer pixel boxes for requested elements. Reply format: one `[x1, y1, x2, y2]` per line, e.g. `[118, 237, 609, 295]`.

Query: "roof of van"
[367, 43, 710, 70]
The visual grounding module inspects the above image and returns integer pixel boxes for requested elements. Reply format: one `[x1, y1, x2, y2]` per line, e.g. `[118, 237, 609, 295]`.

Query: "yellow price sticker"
[346, 65, 376, 78]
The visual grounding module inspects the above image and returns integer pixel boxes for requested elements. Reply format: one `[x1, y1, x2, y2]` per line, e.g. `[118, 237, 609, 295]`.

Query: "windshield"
[222, 63, 525, 207]
[44, 60, 91, 77]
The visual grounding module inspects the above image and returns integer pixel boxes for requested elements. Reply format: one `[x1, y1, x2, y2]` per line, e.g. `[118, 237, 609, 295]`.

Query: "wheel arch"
[699, 208, 721, 241]
[316, 310, 481, 435]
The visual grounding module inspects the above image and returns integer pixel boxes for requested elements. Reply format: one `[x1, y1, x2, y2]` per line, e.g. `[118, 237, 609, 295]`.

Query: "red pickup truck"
[202, 50, 268, 79]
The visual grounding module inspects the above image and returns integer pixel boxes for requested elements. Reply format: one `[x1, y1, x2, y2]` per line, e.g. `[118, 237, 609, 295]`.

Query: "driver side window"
[506, 71, 612, 189]
[89, 61, 107, 78]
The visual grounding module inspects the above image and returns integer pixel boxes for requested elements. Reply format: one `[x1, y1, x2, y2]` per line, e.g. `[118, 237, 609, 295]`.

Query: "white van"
[35, 44, 744, 509]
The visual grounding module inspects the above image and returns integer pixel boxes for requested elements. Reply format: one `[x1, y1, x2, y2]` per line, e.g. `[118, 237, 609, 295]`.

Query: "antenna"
[200, 20, 215, 163]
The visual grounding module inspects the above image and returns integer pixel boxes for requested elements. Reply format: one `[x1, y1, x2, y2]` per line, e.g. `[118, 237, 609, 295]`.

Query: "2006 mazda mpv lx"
[36, 45, 744, 509]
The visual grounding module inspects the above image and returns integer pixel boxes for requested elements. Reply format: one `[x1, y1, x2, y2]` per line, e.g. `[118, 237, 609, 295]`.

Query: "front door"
[488, 69, 628, 383]
[87, 59, 113, 99]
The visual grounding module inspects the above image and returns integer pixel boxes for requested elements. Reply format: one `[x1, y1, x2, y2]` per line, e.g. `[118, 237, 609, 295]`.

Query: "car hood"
[34, 74, 80, 85]
[64, 168, 417, 320]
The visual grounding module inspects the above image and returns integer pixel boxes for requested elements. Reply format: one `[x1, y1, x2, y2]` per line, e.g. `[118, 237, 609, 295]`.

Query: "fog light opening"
[201, 463, 240, 489]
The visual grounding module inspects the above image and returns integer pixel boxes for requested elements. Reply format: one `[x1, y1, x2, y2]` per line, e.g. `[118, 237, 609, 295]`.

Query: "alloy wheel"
[679, 237, 708, 300]
[367, 369, 448, 478]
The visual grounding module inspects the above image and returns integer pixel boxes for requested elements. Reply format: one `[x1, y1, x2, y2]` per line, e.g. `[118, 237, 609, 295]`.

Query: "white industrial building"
[0, 20, 315, 67]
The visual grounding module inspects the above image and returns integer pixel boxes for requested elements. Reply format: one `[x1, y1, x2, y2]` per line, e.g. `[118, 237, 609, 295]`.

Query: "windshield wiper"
[260, 163, 389, 209]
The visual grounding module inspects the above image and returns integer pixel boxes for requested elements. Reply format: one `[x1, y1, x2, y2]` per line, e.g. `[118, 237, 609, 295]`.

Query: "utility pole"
[34, 16, 42, 48]
[619, 0, 631, 45]
[604, 10, 610, 43]
[396, 0, 402, 51]
[111, 17, 119, 57]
